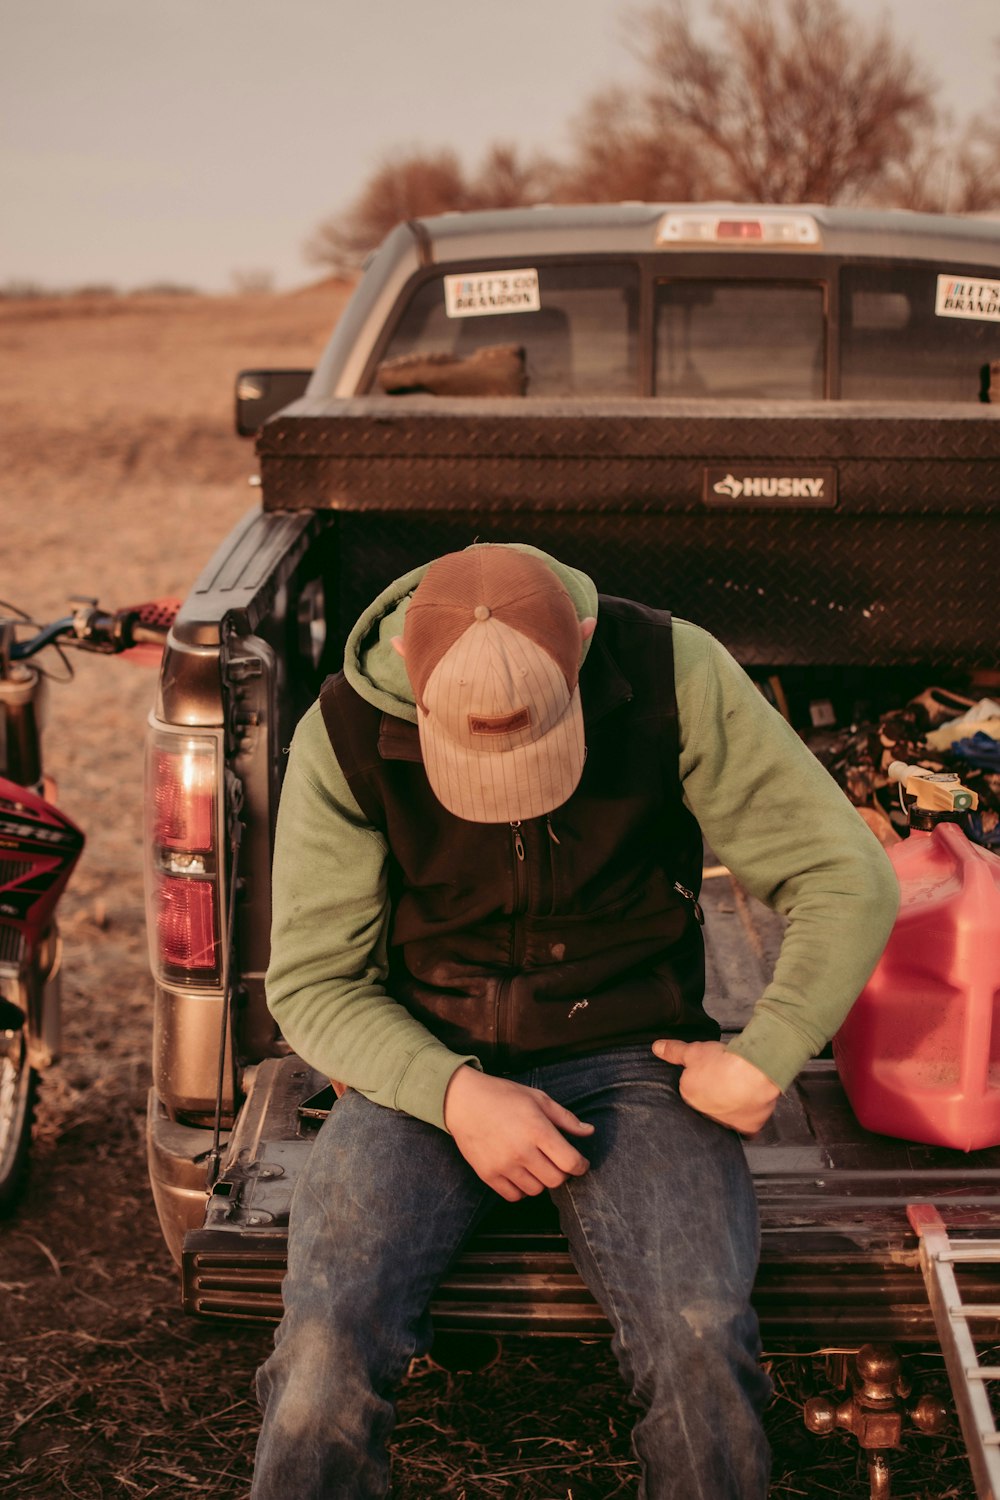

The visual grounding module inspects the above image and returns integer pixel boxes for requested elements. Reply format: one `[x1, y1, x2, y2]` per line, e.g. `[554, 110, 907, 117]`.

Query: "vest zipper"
[673, 881, 705, 925]
[500, 823, 528, 1055]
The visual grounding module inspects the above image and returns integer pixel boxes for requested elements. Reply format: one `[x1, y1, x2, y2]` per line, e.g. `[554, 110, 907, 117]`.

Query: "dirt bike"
[0, 598, 174, 1211]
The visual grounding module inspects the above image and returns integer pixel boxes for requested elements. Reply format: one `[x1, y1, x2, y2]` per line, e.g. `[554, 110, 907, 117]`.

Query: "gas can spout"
[886, 760, 978, 818]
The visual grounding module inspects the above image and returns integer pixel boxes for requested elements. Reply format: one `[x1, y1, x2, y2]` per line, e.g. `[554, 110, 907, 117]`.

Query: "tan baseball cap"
[400, 548, 587, 823]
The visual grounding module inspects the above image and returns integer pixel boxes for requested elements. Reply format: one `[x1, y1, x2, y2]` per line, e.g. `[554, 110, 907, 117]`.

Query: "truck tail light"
[145, 730, 222, 986]
[157, 877, 217, 970]
[656, 211, 821, 248]
[716, 219, 764, 240]
[151, 745, 215, 851]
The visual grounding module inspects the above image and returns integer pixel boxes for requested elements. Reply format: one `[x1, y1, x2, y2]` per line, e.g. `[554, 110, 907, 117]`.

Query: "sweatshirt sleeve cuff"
[726, 1011, 820, 1093]
[391, 1040, 483, 1130]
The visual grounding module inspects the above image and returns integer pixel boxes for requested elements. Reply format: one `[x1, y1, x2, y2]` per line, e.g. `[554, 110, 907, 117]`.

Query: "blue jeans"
[251, 1046, 772, 1499]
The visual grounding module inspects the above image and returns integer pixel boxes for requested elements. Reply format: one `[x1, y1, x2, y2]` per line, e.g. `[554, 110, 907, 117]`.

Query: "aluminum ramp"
[909, 1202, 1000, 1499]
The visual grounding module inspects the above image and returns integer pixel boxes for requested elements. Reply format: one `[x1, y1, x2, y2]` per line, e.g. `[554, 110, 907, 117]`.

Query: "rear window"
[654, 281, 826, 399]
[840, 264, 998, 403]
[367, 250, 997, 404]
[374, 262, 640, 397]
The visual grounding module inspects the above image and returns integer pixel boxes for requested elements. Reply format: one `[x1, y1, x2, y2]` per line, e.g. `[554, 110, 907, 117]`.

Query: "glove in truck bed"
[160, 397, 1000, 1346]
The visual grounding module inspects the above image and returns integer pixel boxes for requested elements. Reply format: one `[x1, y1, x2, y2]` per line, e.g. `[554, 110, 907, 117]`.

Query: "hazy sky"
[2, 0, 998, 293]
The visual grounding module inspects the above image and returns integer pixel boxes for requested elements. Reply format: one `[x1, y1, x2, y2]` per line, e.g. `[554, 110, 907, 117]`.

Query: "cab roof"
[409, 202, 1000, 268]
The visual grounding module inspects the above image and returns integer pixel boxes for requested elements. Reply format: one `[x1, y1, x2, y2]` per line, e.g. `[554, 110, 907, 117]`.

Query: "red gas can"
[834, 767, 1000, 1152]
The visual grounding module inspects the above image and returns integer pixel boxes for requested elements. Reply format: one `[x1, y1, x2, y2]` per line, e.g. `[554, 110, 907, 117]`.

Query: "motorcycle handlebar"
[6, 602, 175, 661]
[8, 615, 78, 659]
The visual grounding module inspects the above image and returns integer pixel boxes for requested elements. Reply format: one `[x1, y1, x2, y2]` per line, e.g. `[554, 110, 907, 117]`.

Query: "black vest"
[321, 596, 718, 1071]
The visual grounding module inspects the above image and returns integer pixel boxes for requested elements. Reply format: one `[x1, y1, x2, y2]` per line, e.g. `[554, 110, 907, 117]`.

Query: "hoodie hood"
[342, 544, 599, 724]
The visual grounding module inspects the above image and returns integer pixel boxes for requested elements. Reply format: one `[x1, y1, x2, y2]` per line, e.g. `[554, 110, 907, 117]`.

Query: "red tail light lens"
[145, 729, 222, 987]
[151, 745, 215, 851]
[655, 211, 821, 248]
[717, 219, 764, 240]
[157, 877, 217, 969]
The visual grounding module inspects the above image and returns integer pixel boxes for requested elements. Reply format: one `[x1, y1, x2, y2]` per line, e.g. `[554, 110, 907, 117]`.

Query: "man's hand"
[443, 1065, 595, 1201]
[652, 1039, 780, 1136]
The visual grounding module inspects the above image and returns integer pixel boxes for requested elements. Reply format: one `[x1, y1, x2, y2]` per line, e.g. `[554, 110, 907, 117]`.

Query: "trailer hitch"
[804, 1344, 948, 1499]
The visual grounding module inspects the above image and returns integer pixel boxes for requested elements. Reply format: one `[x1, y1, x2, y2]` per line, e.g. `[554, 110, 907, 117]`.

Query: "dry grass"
[0, 289, 981, 1499]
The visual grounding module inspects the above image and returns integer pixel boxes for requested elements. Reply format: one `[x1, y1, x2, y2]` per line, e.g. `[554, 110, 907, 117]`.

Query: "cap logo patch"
[468, 707, 532, 736]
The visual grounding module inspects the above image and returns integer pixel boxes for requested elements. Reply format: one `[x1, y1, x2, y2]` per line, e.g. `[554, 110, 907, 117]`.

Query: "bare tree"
[552, 85, 714, 203]
[467, 143, 555, 209]
[305, 0, 991, 277]
[891, 49, 1000, 213]
[947, 57, 1000, 212]
[305, 150, 471, 273]
[953, 133, 1000, 212]
[627, 0, 934, 203]
[306, 144, 552, 274]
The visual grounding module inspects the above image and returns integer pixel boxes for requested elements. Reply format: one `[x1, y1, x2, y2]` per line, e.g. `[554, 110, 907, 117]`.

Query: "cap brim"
[418, 685, 585, 823]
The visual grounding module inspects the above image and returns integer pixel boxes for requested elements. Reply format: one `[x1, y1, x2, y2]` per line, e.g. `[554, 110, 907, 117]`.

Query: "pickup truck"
[144, 203, 1000, 1394]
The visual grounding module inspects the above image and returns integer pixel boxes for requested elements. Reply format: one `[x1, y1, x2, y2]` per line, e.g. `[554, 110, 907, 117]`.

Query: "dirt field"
[0, 289, 977, 1499]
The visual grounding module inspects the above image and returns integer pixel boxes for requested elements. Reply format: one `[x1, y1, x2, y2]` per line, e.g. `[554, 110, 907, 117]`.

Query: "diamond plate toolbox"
[258, 398, 1000, 667]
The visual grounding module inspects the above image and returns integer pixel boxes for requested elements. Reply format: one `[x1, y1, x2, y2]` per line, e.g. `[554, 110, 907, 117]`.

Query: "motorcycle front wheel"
[0, 1029, 37, 1213]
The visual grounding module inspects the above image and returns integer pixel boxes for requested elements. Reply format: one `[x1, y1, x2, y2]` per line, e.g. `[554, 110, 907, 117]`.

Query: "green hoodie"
[265, 545, 899, 1130]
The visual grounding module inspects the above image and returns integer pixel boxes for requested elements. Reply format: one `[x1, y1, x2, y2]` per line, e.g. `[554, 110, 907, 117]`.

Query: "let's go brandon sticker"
[444, 269, 541, 318]
[935, 274, 1000, 322]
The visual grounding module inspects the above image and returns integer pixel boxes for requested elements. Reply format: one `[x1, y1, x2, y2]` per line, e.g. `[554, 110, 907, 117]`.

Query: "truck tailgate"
[182, 868, 1000, 1344]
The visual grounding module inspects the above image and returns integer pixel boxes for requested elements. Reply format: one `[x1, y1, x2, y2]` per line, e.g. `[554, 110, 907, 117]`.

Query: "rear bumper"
[182, 1222, 981, 1344]
[176, 1055, 1000, 1346]
[146, 1089, 222, 1265]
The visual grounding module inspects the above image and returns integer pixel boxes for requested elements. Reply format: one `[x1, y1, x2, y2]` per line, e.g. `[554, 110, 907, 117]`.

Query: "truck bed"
[181, 866, 1000, 1346]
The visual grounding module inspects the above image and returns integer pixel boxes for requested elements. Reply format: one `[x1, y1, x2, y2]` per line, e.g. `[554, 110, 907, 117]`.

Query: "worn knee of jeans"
[252, 1293, 416, 1500]
[543, 1054, 770, 1497]
[614, 1272, 773, 1494]
[620, 1296, 771, 1500]
[250, 1092, 485, 1499]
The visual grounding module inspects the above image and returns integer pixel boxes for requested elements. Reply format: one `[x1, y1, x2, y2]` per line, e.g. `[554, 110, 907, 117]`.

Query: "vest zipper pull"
[673, 881, 705, 925]
[546, 816, 561, 845]
[510, 821, 525, 861]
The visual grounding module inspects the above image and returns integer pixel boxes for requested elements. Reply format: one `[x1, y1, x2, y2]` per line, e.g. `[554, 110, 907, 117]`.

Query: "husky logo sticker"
[703, 467, 837, 507]
[714, 473, 824, 499]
